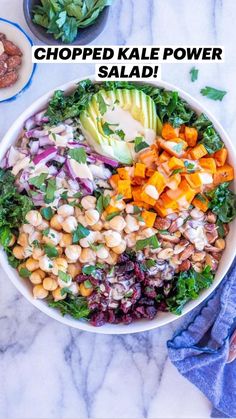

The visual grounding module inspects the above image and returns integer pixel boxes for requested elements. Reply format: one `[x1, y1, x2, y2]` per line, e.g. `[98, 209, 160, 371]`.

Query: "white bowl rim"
[0, 75, 235, 334]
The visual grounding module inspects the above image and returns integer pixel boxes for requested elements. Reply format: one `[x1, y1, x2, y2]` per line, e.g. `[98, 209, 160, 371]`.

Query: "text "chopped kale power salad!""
[0, 80, 236, 326]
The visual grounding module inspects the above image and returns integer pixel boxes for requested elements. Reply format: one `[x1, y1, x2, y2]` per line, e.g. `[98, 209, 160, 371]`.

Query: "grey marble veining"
[0, 0, 236, 417]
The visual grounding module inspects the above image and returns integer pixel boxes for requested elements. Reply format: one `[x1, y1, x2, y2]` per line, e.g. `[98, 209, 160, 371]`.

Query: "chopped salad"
[0, 80, 236, 326]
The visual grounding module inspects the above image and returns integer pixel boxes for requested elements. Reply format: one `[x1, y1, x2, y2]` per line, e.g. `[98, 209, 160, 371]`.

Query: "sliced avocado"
[80, 112, 133, 164]
[79, 88, 162, 164]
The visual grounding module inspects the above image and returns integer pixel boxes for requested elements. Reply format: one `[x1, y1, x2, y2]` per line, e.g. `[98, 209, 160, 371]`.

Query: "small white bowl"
[0, 76, 235, 334]
[0, 18, 36, 103]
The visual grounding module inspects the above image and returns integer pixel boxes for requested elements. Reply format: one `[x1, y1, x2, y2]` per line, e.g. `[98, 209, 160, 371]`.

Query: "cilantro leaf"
[190, 67, 198, 82]
[45, 178, 57, 204]
[72, 222, 90, 243]
[40, 207, 54, 220]
[136, 234, 159, 251]
[28, 173, 48, 189]
[49, 295, 90, 320]
[97, 93, 107, 115]
[200, 86, 227, 101]
[105, 211, 120, 221]
[58, 270, 71, 283]
[19, 267, 31, 278]
[68, 147, 87, 164]
[134, 137, 149, 153]
[44, 244, 59, 258]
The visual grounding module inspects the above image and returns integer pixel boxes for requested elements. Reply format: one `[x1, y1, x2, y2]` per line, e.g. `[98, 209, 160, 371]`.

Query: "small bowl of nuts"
[0, 18, 36, 103]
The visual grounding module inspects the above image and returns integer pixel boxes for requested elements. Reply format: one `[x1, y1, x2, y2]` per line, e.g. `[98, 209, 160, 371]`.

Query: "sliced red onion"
[39, 136, 54, 147]
[92, 153, 119, 167]
[79, 179, 94, 194]
[67, 142, 91, 152]
[53, 155, 66, 164]
[25, 129, 49, 139]
[87, 155, 96, 163]
[34, 110, 49, 124]
[33, 147, 57, 165]
[48, 166, 58, 175]
[57, 168, 66, 179]
[65, 158, 77, 180]
[67, 179, 80, 191]
[0, 157, 7, 169]
[25, 116, 36, 131]
[32, 193, 45, 206]
[29, 140, 40, 155]
[64, 118, 73, 125]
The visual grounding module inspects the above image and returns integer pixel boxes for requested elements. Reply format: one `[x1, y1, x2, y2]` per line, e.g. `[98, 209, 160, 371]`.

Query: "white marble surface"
[0, 0, 235, 417]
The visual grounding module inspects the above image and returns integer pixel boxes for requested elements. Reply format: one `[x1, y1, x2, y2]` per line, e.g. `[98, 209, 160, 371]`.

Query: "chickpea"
[215, 238, 226, 250]
[32, 245, 43, 259]
[58, 204, 74, 217]
[79, 231, 95, 248]
[125, 204, 134, 214]
[43, 277, 58, 291]
[59, 233, 72, 247]
[22, 224, 34, 235]
[84, 209, 100, 226]
[39, 255, 53, 272]
[81, 195, 96, 210]
[78, 215, 89, 228]
[103, 230, 122, 248]
[106, 251, 118, 265]
[112, 240, 127, 255]
[52, 287, 67, 301]
[50, 214, 64, 231]
[37, 220, 49, 232]
[142, 228, 157, 238]
[12, 246, 25, 260]
[109, 215, 126, 232]
[79, 248, 96, 264]
[91, 221, 103, 231]
[25, 257, 39, 272]
[68, 282, 79, 295]
[42, 229, 62, 246]
[124, 215, 139, 233]
[96, 246, 109, 259]
[62, 216, 78, 233]
[79, 283, 93, 297]
[67, 263, 81, 278]
[52, 257, 68, 275]
[74, 207, 82, 219]
[17, 232, 28, 247]
[65, 245, 81, 262]
[124, 233, 136, 248]
[158, 248, 174, 260]
[56, 246, 63, 256]
[110, 198, 125, 211]
[30, 269, 45, 285]
[28, 231, 42, 246]
[33, 284, 49, 299]
[25, 210, 42, 227]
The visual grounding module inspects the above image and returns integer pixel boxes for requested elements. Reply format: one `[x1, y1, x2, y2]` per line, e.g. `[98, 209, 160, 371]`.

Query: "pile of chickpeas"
[11, 192, 157, 301]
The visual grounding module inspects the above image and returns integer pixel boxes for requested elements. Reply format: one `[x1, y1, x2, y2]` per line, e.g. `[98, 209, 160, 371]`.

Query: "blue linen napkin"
[167, 260, 236, 418]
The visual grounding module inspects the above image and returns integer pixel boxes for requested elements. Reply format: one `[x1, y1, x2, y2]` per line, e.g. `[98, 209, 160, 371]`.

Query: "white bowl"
[0, 76, 235, 334]
[0, 18, 36, 103]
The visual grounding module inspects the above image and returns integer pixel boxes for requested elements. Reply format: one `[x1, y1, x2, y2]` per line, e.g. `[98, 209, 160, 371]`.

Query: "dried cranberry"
[90, 312, 107, 327]
[134, 263, 145, 281]
[122, 314, 133, 324]
[146, 306, 157, 319]
[138, 297, 155, 306]
[144, 287, 157, 298]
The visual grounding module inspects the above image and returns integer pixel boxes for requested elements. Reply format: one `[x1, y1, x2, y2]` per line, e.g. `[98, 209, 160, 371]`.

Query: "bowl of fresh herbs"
[23, 0, 112, 45]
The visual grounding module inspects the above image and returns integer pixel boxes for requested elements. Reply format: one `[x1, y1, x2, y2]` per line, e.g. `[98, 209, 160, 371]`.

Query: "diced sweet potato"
[192, 194, 209, 212]
[162, 123, 179, 140]
[168, 156, 185, 170]
[214, 148, 228, 167]
[213, 164, 234, 184]
[185, 127, 198, 147]
[166, 173, 181, 190]
[189, 144, 208, 160]
[147, 171, 166, 194]
[117, 180, 132, 199]
[185, 172, 203, 189]
[157, 137, 187, 158]
[134, 163, 146, 178]
[199, 157, 216, 173]
[141, 210, 157, 227]
[109, 174, 120, 189]
[158, 150, 171, 163]
[117, 167, 131, 180]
